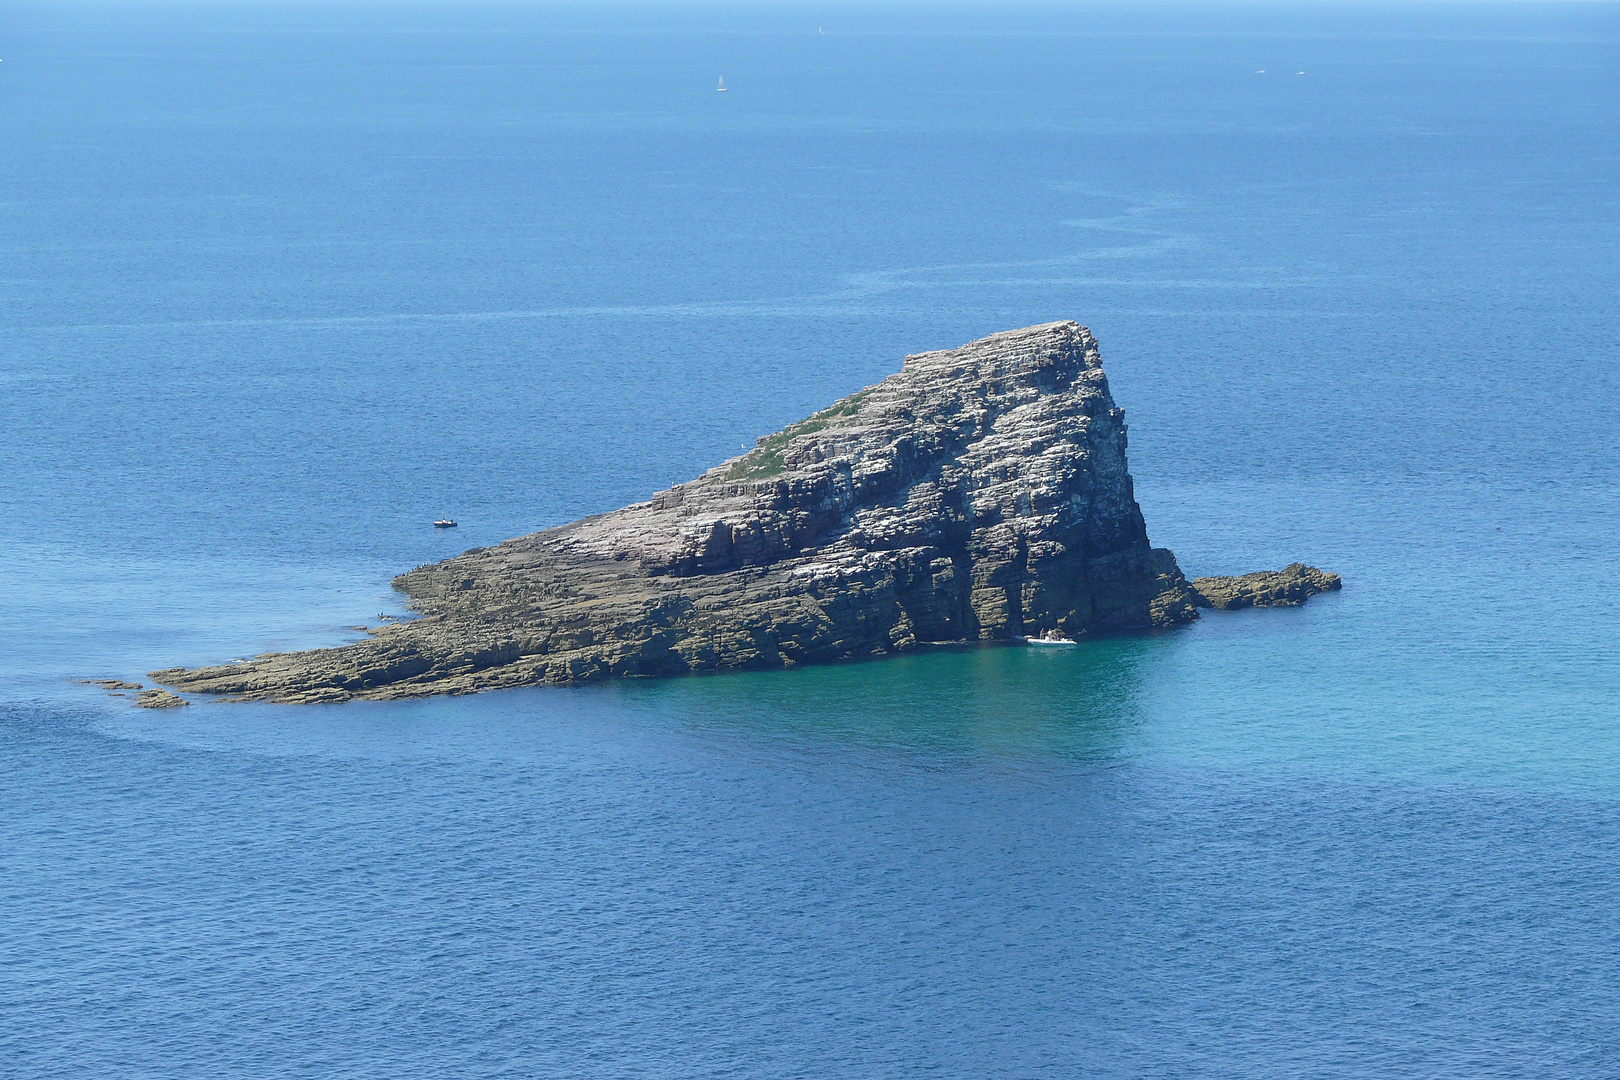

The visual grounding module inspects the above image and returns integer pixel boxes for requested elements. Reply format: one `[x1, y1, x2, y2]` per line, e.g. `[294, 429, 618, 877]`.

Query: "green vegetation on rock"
[727, 388, 875, 480]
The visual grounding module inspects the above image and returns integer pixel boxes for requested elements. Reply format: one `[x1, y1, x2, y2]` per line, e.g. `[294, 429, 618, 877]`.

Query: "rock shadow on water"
[597, 636, 1166, 761]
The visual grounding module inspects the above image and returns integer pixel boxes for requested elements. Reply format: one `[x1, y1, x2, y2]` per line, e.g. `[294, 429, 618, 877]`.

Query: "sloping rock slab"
[135, 689, 189, 709]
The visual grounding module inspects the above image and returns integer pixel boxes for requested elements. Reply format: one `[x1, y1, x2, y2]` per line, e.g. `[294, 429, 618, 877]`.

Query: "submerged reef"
[154, 322, 1338, 703]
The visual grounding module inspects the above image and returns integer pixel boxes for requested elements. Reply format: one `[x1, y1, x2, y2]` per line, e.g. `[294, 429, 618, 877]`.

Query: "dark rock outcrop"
[152, 322, 1336, 703]
[135, 689, 189, 709]
[1190, 564, 1343, 610]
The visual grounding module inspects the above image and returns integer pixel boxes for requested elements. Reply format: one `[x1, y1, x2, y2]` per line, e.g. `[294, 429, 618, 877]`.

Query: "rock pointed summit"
[154, 322, 1334, 703]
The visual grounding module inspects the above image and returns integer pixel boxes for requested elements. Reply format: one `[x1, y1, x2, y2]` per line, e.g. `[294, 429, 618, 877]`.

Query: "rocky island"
[153, 322, 1339, 703]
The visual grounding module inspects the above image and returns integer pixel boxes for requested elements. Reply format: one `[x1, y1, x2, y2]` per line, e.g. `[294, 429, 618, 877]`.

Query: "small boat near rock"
[434, 519, 457, 528]
[1024, 630, 1077, 646]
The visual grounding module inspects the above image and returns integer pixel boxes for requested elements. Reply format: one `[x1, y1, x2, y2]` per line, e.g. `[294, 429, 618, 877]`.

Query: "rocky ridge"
[153, 322, 1338, 704]
[1191, 564, 1343, 610]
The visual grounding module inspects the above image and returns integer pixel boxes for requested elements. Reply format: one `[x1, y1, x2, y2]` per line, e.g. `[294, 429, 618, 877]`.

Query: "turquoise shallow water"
[2, 2, 1619, 1075]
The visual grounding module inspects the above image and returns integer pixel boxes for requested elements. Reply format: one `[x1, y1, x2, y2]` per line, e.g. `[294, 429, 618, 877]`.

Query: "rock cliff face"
[153, 322, 1335, 704]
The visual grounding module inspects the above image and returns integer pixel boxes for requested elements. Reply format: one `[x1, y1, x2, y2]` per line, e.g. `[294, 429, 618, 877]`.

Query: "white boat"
[433, 518, 457, 529]
[717, 77, 727, 92]
[1024, 631, 1077, 646]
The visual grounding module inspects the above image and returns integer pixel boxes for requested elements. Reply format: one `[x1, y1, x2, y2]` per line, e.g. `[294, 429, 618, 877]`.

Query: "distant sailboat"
[717, 76, 727, 92]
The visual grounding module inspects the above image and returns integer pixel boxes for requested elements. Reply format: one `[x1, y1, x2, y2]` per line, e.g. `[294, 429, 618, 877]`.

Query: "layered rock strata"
[153, 322, 1337, 704]
[135, 689, 189, 709]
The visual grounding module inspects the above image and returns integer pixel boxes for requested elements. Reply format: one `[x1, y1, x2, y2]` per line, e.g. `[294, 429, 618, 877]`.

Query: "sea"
[2, 2, 1617, 1076]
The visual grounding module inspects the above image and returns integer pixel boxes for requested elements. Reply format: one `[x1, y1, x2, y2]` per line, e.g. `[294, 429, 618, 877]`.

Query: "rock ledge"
[1191, 564, 1343, 610]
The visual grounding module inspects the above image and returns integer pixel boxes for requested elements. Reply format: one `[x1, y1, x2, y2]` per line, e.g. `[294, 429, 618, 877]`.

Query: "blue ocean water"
[3, 2, 1619, 1075]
